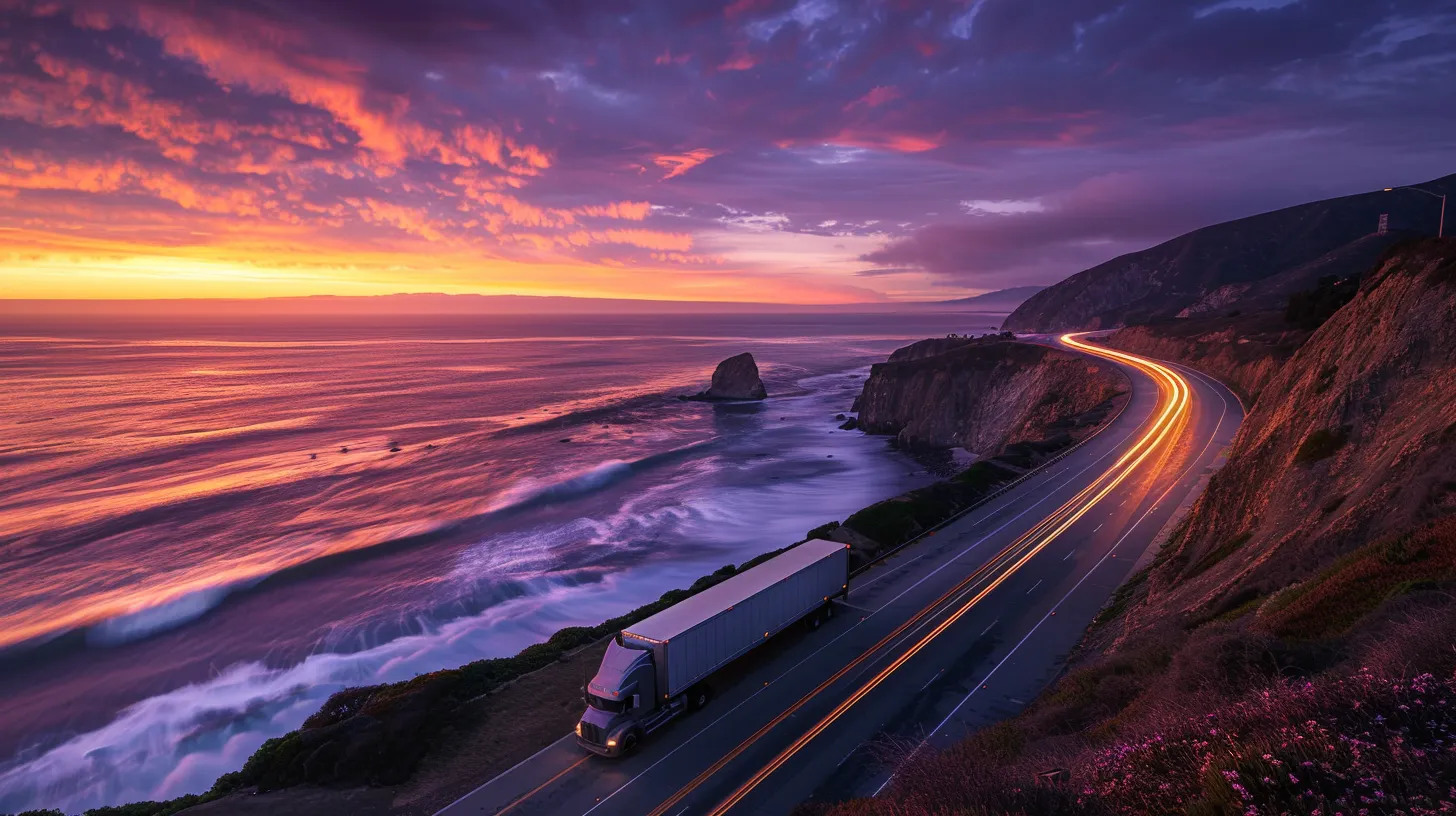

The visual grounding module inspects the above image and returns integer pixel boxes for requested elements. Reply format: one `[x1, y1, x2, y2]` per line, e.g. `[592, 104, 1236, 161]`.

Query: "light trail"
[671, 333, 1193, 816]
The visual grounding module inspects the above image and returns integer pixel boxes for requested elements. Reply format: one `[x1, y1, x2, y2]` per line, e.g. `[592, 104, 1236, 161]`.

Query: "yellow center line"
[657, 334, 1192, 816]
[493, 755, 592, 816]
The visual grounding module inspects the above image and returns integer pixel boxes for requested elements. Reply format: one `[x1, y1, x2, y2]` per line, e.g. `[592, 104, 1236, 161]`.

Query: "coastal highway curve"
[436, 333, 1242, 816]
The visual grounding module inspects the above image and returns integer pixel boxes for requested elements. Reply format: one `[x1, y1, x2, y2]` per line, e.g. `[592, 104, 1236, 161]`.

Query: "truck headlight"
[606, 738, 617, 748]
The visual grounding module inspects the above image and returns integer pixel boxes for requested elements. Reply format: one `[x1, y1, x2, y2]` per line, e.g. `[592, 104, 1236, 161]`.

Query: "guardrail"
[848, 385, 1132, 579]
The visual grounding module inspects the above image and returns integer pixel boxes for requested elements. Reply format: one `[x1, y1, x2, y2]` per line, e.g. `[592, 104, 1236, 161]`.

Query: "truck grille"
[579, 721, 607, 745]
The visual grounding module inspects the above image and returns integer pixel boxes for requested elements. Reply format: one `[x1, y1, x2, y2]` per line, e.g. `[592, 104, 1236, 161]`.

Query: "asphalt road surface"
[437, 334, 1242, 816]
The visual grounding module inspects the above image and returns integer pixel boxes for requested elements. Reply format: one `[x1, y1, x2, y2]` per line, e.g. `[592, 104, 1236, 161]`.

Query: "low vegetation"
[1260, 517, 1456, 640]
[840, 460, 1020, 561]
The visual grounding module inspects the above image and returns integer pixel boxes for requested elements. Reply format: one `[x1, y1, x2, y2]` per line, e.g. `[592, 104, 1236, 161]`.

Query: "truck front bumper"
[577, 736, 622, 757]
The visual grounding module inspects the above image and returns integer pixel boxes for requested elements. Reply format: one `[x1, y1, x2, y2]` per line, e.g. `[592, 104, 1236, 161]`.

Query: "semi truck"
[575, 538, 849, 756]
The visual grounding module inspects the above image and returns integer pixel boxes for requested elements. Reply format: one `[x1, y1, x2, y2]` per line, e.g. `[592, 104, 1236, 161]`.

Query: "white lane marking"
[978, 618, 999, 637]
[853, 398, 1156, 594]
[919, 669, 945, 692]
[1025, 579, 1042, 595]
[1093, 523, 1103, 532]
[924, 364, 1233, 742]
[576, 411, 1156, 816]
[871, 353, 1236, 801]
[1062, 550, 1075, 561]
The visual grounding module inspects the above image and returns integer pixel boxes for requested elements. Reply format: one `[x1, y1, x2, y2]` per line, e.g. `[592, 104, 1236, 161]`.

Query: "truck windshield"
[586, 692, 627, 713]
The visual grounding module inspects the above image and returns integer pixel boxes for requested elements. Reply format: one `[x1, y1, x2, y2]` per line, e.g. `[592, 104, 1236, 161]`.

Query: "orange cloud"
[354, 198, 445, 241]
[112, 5, 549, 173]
[824, 130, 945, 152]
[0, 150, 262, 215]
[653, 148, 719, 180]
[718, 49, 757, 71]
[844, 85, 902, 110]
[565, 229, 693, 252]
[651, 251, 727, 265]
[575, 201, 651, 220]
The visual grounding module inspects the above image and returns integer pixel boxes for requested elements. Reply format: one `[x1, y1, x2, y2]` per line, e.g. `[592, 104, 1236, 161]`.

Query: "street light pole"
[1384, 186, 1447, 238]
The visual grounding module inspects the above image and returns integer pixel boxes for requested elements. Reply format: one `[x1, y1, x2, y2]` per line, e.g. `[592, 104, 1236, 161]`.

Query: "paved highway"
[437, 334, 1242, 816]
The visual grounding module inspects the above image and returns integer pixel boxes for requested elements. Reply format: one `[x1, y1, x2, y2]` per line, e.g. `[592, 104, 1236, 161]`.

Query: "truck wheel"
[621, 729, 642, 755]
[688, 685, 712, 712]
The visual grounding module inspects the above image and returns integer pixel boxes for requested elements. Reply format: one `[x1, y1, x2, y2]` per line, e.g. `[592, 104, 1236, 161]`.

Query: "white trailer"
[577, 538, 849, 755]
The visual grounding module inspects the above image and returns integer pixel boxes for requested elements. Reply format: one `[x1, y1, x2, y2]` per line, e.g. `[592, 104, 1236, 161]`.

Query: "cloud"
[653, 149, 720, 179]
[0, 0, 1453, 304]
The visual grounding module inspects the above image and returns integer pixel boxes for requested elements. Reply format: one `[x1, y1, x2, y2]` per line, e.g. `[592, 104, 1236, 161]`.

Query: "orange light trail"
[644, 333, 1193, 816]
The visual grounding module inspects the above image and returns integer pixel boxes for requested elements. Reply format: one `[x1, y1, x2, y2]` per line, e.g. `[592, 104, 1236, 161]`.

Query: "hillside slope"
[1102, 311, 1308, 405]
[816, 238, 1456, 816]
[1002, 174, 1452, 332]
[1130, 238, 1456, 628]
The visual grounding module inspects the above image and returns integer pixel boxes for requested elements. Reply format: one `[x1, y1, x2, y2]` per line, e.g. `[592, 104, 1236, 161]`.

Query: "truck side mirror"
[632, 694, 641, 710]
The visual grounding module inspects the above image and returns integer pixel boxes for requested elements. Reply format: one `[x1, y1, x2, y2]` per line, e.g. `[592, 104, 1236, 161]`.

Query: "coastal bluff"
[854, 336, 1126, 454]
[685, 352, 768, 401]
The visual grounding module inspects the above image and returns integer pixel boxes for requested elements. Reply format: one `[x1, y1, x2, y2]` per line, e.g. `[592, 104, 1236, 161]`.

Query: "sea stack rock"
[698, 352, 768, 400]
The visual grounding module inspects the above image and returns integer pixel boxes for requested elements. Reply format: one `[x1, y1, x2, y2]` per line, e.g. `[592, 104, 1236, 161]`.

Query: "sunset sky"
[1, 0, 1453, 304]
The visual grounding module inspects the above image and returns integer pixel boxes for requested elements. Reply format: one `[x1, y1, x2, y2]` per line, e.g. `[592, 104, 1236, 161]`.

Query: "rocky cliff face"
[855, 338, 1126, 454]
[1127, 238, 1456, 629]
[695, 352, 767, 400]
[1103, 311, 1308, 405]
[1001, 175, 1452, 332]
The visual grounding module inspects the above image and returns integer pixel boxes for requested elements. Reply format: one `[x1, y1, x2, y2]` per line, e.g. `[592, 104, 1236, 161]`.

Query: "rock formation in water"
[854, 337, 1126, 454]
[1001, 174, 1453, 332]
[689, 352, 767, 400]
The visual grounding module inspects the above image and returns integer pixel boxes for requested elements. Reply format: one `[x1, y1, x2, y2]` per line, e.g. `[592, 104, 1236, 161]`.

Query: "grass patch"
[1294, 425, 1351, 465]
[1262, 517, 1456, 639]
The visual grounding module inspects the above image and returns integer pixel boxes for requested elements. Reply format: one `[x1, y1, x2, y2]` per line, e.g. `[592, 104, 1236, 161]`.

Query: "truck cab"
[577, 638, 664, 756]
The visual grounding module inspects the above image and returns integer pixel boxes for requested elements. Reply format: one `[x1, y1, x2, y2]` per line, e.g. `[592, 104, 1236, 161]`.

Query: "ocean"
[0, 311, 999, 813]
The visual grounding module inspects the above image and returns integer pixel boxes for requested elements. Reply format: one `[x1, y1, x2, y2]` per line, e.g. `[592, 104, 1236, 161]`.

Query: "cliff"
[1101, 311, 1308, 405]
[854, 338, 1125, 454]
[1128, 238, 1456, 627]
[1002, 174, 1452, 332]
